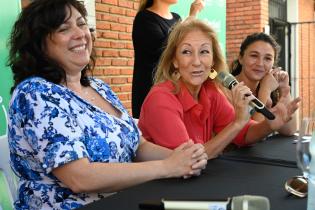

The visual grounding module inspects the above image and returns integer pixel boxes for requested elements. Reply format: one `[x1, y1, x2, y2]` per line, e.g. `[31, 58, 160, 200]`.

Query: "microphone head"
[232, 195, 270, 210]
[216, 71, 238, 90]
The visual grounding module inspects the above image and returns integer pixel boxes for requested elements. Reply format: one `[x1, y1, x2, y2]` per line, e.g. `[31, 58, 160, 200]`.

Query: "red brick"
[112, 59, 128, 66]
[112, 77, 127, 84]
[103, 50, 119, 57]
[118, 0, 134, 9]
[105, 68, 121, 75]
[110, 41, 126, 49]
[119, 50, 134, 58]
[120, 68, 133, 75]
[102, 0, 118, 5]
[95, 3, 109, 12]
[118, 33, 132, 41]
[101, 31, 119, 39]
[110, 7, 125, 15]
[111, 24, 126, 32]
[94, 40, 111, 48]
[97, 22, 111, 30]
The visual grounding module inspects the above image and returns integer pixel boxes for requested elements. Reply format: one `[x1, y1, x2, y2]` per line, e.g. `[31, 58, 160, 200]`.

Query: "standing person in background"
[138, 19, 300, 159]
[7, 0, 207, 209]
[132, 0, 204, 118]
[230, 32, 297, 136]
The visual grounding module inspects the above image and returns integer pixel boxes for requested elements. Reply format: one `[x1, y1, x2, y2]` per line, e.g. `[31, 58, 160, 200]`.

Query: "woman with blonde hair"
[138, 19, 300, 159]
[131, 0, 204, 118]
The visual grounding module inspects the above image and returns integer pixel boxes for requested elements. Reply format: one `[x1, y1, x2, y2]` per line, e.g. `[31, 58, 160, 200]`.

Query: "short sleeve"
[11, 85, 89, 174]
[138, 90, 189, 149]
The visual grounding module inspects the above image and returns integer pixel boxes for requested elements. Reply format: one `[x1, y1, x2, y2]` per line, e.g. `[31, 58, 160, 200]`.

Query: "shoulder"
[89, 77, 117, 97]
[134, 10, 158, 23]
[12, 77, 65, 99]
[89, 77, 111, 90]
[143, 81, 180, 107]
[149, 81, 176, 97]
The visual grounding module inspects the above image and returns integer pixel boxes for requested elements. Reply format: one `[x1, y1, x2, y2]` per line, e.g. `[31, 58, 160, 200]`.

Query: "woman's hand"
[271, 68, 291, 99]
[260, 70, 279, 94]
[267, 96, 300, 131]
[271, 67, 289, 89]
[162, 140, 208, 178]
[189, 0, 205, 17]
[230, 82, 255, 128]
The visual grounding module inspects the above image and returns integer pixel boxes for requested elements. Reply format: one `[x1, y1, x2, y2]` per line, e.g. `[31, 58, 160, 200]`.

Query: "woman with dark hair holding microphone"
[132, 0, 204, 118]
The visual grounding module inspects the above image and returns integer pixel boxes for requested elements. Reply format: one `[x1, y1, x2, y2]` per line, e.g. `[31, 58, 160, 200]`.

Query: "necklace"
[84, 89, 96, 101]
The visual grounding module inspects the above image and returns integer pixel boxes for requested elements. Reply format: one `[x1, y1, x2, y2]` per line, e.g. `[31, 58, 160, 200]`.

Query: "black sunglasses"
[285, 176, 308, 198]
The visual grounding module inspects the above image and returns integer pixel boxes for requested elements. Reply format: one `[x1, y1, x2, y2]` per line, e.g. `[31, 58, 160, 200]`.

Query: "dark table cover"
[221, 134, 298, 167]
[80, 158, 306, 210]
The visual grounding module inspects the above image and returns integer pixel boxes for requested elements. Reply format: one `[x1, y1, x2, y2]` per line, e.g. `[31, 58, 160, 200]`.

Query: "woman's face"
[45, 5, 92, 75]
[173, 30, 213, 94]
[239, 40, 275, 81]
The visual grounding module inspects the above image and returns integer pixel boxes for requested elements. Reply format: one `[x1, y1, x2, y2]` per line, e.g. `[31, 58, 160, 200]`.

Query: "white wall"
[84, 0, 96, 30]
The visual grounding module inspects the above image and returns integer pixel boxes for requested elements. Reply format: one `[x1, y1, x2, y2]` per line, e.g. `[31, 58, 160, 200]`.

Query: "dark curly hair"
[231, 32, 280, 76]
[7, 0, 95, 93]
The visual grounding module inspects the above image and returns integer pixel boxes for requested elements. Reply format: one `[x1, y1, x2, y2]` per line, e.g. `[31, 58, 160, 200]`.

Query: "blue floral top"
[8, 77, 140, 210]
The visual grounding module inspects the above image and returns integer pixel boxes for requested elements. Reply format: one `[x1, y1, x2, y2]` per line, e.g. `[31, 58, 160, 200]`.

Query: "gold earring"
[172, 71, 181, 81]
[209, 68, 217, 79]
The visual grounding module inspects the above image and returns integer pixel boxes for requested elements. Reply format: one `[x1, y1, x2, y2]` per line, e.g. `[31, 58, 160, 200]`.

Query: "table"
[221, 134, 298, 168]
[79, 135, 306, 210]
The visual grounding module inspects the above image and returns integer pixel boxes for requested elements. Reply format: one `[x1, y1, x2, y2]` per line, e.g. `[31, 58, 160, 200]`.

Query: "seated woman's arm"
[52, 137, 207, 193]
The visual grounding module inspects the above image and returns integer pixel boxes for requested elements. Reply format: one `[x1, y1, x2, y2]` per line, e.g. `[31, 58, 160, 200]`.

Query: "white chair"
[0, 135, 18, 210]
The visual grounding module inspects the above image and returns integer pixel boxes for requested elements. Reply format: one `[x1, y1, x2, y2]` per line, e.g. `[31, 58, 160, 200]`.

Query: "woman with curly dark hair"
[7, 0, 207, 209]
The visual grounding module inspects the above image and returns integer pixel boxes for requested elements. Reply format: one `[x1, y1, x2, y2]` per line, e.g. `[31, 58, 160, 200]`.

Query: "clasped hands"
[164, 140, 208, 179]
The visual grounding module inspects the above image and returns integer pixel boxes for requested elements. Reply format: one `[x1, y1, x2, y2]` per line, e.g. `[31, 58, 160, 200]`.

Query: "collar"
[176, 80, 211, 123]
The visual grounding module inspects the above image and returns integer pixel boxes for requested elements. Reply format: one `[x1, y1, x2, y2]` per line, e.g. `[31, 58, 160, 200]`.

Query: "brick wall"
[298, 0, 315, 118]
[94, 0, 138, 113]
[226, 0, 269, 68]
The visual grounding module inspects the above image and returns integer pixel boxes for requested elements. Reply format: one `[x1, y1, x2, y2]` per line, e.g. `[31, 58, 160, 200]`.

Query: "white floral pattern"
[8, 77, 140, 209]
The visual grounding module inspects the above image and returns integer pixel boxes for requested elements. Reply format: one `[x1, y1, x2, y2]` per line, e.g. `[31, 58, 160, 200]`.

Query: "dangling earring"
[209, 68, 217, 79]
[172, 71, 181, 81]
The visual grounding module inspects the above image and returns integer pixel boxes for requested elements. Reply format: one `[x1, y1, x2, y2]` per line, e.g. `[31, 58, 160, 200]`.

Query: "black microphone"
[216, 71, 275, 120]
[139, 195, 270, 210]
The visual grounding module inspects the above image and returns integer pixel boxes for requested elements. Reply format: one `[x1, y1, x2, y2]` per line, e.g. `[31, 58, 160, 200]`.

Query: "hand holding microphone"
[216, 71, 275, 120]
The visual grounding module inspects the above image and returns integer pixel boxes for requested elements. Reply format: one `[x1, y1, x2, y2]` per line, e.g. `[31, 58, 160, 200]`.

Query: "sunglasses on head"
[285, 176, 308, 198]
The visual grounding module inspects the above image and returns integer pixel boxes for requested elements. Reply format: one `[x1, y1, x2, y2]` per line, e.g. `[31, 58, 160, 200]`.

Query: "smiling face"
[239, 40, 275, 81]
[45, 5, 92, 76]
[173, 30, 213, 95]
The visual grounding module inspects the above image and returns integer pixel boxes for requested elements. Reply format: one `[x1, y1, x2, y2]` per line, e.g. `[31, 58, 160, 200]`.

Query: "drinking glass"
[296, 117, 315, 178]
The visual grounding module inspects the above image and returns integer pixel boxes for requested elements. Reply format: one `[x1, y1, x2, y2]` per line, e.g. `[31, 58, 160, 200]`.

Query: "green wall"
[171, 0, 226, 55]
[0, 0, 21, 137]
